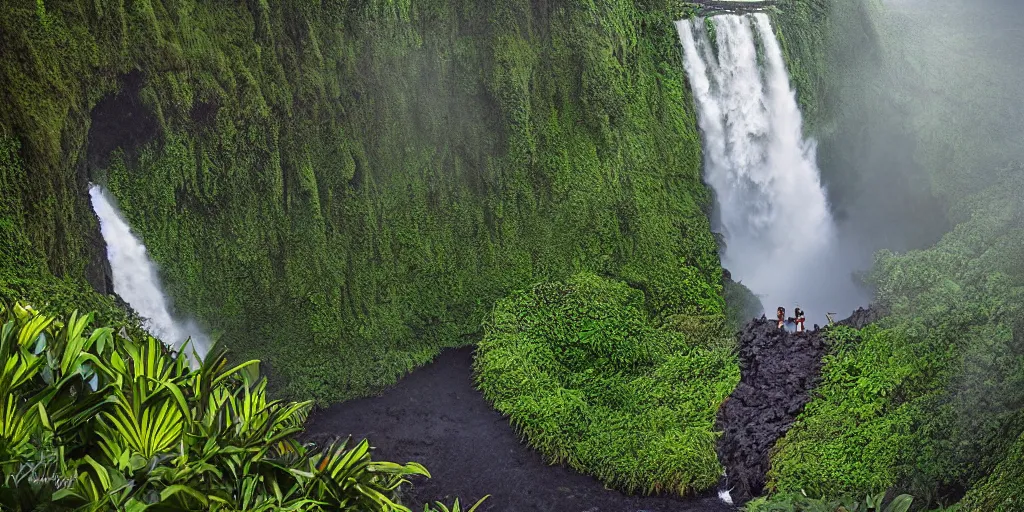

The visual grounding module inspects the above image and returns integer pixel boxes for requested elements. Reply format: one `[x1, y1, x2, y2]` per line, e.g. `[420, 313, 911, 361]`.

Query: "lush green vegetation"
[0, 0, 721, 405]
[4, 0, 1021, 508]
[0, 137, 125, 327]
[422, 496, 489, 512]
[959, 430, 1024, 511]
[474, 273, 738, 495]
[758, 1, 1024, 509]
[763, 173, 1024, 505]
[0, 301, 435, 511]
[748, 491, 914, 512]
[771, 0, 847, 135]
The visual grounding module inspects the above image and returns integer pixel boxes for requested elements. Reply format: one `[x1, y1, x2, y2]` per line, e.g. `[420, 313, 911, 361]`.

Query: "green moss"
[0, 0, 721, 404]
[474, 273, 738, 495]
[960, 431, 1024, 512]
[0, 136, 123, 323]
[770, 0, 838, 135]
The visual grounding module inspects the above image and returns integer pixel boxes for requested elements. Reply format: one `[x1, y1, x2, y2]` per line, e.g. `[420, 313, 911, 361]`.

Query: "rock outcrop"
[716, 307, 885, 504]
[715, 317, 829, 504]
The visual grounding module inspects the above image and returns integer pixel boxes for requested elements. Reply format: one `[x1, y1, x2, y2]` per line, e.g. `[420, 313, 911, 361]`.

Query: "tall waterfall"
[89, 185, 208, 357]
[677, 14, 866, 321]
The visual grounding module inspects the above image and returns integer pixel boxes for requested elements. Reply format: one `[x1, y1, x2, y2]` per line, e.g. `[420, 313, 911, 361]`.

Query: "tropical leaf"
[0, 303, 426, 511]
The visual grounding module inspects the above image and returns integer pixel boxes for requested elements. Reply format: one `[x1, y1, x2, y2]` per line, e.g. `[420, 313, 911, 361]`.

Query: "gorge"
[0, 0, 1022, 511]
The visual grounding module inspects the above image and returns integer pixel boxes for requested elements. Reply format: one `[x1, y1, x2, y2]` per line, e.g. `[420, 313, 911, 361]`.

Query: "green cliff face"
[0, 0, 722, 404]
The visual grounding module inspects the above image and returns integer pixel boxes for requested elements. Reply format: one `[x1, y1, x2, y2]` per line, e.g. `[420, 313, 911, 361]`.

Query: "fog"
[678, 14, 871, 326]
[814, 0, 1024, 310]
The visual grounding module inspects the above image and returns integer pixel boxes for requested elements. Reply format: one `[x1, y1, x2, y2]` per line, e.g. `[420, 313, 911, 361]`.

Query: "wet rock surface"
[715, 317, 830, 504]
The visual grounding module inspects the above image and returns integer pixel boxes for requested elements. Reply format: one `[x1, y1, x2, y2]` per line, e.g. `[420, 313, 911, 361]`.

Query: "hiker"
[777, 306, 786, 329]
[792, 307, 806, 333]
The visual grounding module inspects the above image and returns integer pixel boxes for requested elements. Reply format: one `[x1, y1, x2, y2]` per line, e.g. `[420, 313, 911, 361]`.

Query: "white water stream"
[676, 14, 867, 322]
[89, 185, 208, 358]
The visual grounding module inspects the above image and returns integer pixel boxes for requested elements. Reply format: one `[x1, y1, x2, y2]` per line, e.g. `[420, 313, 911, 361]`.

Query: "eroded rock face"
[715, 317, 829, 504]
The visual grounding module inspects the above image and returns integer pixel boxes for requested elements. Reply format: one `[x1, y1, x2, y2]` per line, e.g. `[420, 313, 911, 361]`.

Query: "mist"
[820, 0, 1024, 262]
[678, 14, 870, 326]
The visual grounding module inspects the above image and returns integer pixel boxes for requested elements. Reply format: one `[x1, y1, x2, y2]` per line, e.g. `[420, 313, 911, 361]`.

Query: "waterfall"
[676, 14, 867, 322]
[88, 185, 208, 358]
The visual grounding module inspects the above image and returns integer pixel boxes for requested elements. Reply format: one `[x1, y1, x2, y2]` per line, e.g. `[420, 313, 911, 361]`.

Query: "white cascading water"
[676, 14, 866, 323]
[89, 185, 208, 358]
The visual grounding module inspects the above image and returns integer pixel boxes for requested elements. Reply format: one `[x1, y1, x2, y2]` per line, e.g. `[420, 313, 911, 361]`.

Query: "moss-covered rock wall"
[0, 0, 722, 404]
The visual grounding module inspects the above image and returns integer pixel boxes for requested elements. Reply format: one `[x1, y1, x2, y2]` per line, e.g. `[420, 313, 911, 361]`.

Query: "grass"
[474, 272, 738, 495]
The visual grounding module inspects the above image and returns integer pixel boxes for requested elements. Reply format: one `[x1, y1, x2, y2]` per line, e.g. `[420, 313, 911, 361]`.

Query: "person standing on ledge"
[777, 306, 786, 329]
[792, 307, 806, 333]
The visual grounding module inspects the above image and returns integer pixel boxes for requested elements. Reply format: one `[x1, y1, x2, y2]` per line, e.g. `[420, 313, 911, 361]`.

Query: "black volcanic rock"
[715, 318, 829, 504]
[837, 306, 887, 329]
[716, 307, 884, 504]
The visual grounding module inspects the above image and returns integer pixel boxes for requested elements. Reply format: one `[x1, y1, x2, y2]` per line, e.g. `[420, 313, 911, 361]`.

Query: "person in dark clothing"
[777, 306, 786, 329]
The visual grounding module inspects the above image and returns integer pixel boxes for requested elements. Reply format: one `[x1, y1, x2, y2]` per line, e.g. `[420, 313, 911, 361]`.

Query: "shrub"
[746, 491, 914, 512]
[474, 273, 738, 495]
[0, 302, 428, 511]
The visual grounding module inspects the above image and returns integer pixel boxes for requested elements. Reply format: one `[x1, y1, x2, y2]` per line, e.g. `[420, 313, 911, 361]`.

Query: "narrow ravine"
[715, 319, 829, 504]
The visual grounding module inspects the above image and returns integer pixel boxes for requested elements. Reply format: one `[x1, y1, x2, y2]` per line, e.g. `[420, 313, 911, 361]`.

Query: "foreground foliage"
[422, 495, 490, 512]
[747, 491, 913, 512]
[474, 272, 738, 495]
[0, 302, 428, 511]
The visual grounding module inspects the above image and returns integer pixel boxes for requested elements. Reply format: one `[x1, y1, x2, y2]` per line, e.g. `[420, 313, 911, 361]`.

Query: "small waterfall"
[676, 14, 867, 321]
[718, 488, 734, 505]
[88, 185, 208, 358]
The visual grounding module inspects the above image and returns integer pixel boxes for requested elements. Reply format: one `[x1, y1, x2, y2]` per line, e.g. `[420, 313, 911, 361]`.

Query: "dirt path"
[305, 347, 733, 512]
